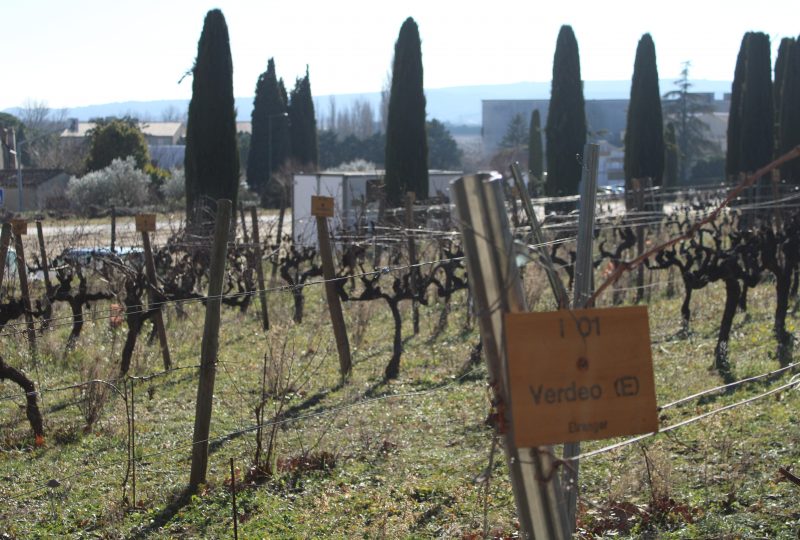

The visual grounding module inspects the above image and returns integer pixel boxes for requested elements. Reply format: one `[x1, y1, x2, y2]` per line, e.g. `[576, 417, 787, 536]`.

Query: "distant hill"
[3, 80, 732, 127]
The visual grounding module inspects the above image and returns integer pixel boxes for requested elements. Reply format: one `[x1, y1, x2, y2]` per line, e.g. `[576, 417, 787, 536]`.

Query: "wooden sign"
[10, 219, 27, 236]
[311, 196, 334, 218]
[135, 214, 156, 233]
[504, 305, 658, 447]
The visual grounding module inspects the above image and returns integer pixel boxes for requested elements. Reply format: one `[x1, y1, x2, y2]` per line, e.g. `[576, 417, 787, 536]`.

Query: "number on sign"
[559, 316, 600, 338]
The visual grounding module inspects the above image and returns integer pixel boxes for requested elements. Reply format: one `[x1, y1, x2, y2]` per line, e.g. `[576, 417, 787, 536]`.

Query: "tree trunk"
[384, 300, 403, 379]
[65, 298, 84, 352]
[738, 284, 749, 312]
[680, 281, 693, 335]
[774, 272, 793, 366]
[714, 278, 740, 383]
[292, 289, 304, 324]
[0, 354, 44, 439]
[121, 316, 142, 375]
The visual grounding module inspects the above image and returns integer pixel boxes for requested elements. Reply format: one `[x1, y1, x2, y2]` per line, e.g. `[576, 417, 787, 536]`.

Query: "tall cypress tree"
[664, 122, 679, 188]
[726, 33, 749, 180]
[289, 67, 319, 168]
[184, 9, 239, 226]
[384, 17, 428, 206]
[545, 25, 586, 199]
[624, 33, 664, 196]
[774, 37, 796, 157]
[528, 109, 544, 196]
[247, 66, 270, 193]
[779, 38, 800, 183]
[247, 59, 290, 205]
[739, 32, 773, 173]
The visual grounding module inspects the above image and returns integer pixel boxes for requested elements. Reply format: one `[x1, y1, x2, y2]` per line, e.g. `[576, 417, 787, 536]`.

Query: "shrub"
[161, 168, 186, 208]
[66, 157, 151, 212]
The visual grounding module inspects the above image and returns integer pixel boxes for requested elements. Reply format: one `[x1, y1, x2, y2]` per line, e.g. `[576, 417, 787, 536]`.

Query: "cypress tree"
[289, 67, 319, 168]
[739, 32, 773, 173]
[247, 66, 270, 193]
[528, 109, 544, 196]
[624, 33, 664, 196]
[384, 17, 428, 206]
[726, 33, 749, 180]
[545, 25, 586, 199]
[184, 9, 239, 225]
[664, 122, 679, 188]
[246, 59, 290, 205]
[779, 38, 800, 183]
[774, 38, 794, 140]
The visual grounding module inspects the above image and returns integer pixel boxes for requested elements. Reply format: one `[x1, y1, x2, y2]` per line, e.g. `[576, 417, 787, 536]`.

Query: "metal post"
[190, 200, 232, 489]
[0, 223, 12, 296]
[562, 143, 599, 531]
[510, 163, 569, 308]
[130, 377, 136, 508]
[405, 192, 420, 335]
[250, 207, 270, 331]
[13, 129, 24, 213]
[633, 178, 646, 304]
[110, 206, 116, 253]
[451, 174, 570, 540]
[230, 457, 239, 540]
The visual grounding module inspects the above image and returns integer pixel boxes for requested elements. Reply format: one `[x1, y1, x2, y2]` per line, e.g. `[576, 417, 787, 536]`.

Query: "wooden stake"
[250, 207, 269, 331]
[12, 222, 37, 359]
[190, 199, 232, 490]
[239, 201, 249, 244]
[140, 225, 172, 371]
[35, 221, 52, 295]
[405, 192, 419, 335]
[313, 196, 352, 379]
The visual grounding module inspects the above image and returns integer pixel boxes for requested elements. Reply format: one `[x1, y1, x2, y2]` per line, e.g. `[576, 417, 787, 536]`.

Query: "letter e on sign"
[504, 305, 658, 447]
[135, 214, 156, 233]
[311, 196, 334, 218]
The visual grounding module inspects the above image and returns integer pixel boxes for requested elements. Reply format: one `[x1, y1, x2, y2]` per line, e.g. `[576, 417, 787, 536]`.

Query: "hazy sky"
[2, 0, 797, 110]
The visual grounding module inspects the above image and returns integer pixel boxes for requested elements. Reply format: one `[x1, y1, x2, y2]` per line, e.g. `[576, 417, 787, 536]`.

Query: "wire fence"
[3, 168, 800, 534]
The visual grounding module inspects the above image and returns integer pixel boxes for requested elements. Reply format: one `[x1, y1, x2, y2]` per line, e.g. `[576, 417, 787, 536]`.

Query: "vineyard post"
[110, 205, 116, 253]
[130, 377, 136, 508]
[12, 220, 37, 359]
[313, 197, 352, 379]
[0, 222, 12, 294]
[250, 206, 270, 331]
[190, 199, 232, 490]
[451, 173, 570, 540]
[562, 142, 599, 532]
[405, 192, 420, 335]
[509, 163, 569, 308]
[239, 201, 249, 244]
[139, 216, 172, 371]
[230, 457, 239, 540]
[35, 221, 53, 295]
[633, 178, 646, 303]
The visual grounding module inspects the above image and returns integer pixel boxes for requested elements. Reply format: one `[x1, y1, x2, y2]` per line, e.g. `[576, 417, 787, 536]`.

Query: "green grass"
[1, 268, 800, 539]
